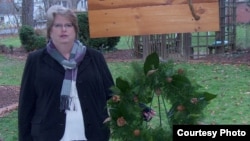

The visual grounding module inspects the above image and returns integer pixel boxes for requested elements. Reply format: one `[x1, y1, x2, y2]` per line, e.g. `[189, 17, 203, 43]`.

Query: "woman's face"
[50, 14, 76, 45]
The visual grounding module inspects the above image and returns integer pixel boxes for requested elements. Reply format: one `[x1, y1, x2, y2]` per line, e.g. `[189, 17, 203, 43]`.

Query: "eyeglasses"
[53, 23, 73, 29]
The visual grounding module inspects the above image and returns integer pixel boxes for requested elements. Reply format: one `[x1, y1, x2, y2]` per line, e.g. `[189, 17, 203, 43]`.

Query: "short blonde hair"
[46, 5, 79, 39]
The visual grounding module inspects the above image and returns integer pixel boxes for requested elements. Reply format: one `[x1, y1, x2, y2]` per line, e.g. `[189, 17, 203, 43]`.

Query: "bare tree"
[42, 0, 82, 11]
[71, 0, 81, 10]
[84, 0, 88, 11]
[21, 0, 34, 26]
[42, 0, 58, 13]
[11, 0, 21, 28]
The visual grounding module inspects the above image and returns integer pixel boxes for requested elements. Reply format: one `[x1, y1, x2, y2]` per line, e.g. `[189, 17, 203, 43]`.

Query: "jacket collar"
[42, 48, 91, 74]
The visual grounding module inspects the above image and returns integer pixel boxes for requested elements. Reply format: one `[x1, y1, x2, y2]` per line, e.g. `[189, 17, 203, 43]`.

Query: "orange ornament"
[190, 98, 198, 104]
[133, 129, 140, 136]
[177, 105, 185, 111]
[112, 95, 120, 102]
[133, 96, 139, 103]
[177, 68, 184, 74]
[117, 117, 127, 127]
[155, 88, 161, 96]
[166, 77, 172, 83]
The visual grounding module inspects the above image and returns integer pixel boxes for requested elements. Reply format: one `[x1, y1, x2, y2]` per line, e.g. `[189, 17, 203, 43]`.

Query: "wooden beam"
[88, 3, 219, 38]
[88, 0, 218, 10]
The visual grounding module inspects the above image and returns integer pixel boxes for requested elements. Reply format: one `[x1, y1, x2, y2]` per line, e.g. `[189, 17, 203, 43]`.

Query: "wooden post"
[88, 0, 220, 38]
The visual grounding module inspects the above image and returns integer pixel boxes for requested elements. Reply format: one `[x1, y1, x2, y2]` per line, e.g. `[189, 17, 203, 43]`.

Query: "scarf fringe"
[47, 40, 86, 111]
[60, 95, 74, 111]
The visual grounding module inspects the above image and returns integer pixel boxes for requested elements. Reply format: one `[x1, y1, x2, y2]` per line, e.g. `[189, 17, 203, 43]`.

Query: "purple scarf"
[46, 40, 86, 111]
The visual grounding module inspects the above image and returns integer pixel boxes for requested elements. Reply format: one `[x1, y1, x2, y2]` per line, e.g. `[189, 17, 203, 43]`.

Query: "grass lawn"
[2, 59, 249, 141]
[0, 55, 25, 86]
[0, 35, 21, 48]
[115, 36, 133, 50]
[109, 61, 250, 124]
[0, 35, 250, 140]
[0, 35, 133, 51]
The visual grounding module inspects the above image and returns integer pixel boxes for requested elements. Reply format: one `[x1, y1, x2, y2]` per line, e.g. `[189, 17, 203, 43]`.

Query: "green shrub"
[19, 25, 46, 52]
[88, 38, 108, 50]
[35, 29, 46, 37]
[107, 37, 120, 50]
[23, 35, 46, 52]
[19, 25, 35, 46]
[77, 12, 89, 45]
[32, 36, 47, 50]
[77, 12, 120, 51]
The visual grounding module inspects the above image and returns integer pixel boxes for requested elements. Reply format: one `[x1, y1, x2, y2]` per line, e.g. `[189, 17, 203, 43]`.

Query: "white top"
[60, 82, 87, 141]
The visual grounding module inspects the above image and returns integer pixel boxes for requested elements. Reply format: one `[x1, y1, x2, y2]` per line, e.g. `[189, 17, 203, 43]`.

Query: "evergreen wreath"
[107, 52, 217, 141]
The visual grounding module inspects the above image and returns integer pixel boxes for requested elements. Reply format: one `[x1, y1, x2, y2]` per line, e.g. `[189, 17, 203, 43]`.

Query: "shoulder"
[25, 48, 47, 64]
[86, 47, 103, 57]
[22, 48, 47, 72]
[86, 47, 105, 61]
[27, 48, 46, 58]
[85, 47, 108, 65]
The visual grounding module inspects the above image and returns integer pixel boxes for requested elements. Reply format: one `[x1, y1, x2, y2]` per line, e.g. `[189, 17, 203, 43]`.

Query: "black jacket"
[18, 47, 114, 141]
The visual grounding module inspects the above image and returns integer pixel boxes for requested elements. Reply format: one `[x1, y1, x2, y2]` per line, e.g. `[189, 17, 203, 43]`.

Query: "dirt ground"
[0, 48, 250, 116]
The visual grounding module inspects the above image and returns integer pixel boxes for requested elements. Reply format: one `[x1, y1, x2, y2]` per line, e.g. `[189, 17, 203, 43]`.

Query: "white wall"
[1, 0, 88, 29]
[0, 15, 20, 28]
[33, 0, 45, 21]
[77, 0, 88, 11]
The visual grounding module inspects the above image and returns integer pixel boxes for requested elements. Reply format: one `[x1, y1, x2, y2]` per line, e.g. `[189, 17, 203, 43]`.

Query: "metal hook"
[188, 0, 200, 21]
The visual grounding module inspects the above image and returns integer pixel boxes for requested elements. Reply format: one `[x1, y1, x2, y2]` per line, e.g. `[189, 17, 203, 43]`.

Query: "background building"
[0, 0, 88, 29]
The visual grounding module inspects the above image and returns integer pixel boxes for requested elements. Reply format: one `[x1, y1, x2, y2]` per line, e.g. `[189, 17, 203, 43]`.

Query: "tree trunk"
[11, 1, 21, 28]
[71, 0, 81, 10]
[43, 0, 58, 13]
[21, 0, 34, 26]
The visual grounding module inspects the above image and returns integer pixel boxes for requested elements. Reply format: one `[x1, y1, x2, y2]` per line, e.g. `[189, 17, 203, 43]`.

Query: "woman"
[18, 5, 114, 141]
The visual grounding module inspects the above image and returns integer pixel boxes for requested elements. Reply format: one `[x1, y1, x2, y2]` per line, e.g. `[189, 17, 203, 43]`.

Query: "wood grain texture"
[88, 2, 219, 38]
[88, 0, 218, 10]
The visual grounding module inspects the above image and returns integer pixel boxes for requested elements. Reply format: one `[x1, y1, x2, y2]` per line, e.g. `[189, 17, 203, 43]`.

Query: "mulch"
[0, 86, 20, 108]
[0, 85, 20, 117]
[0, 48, 250, 116]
